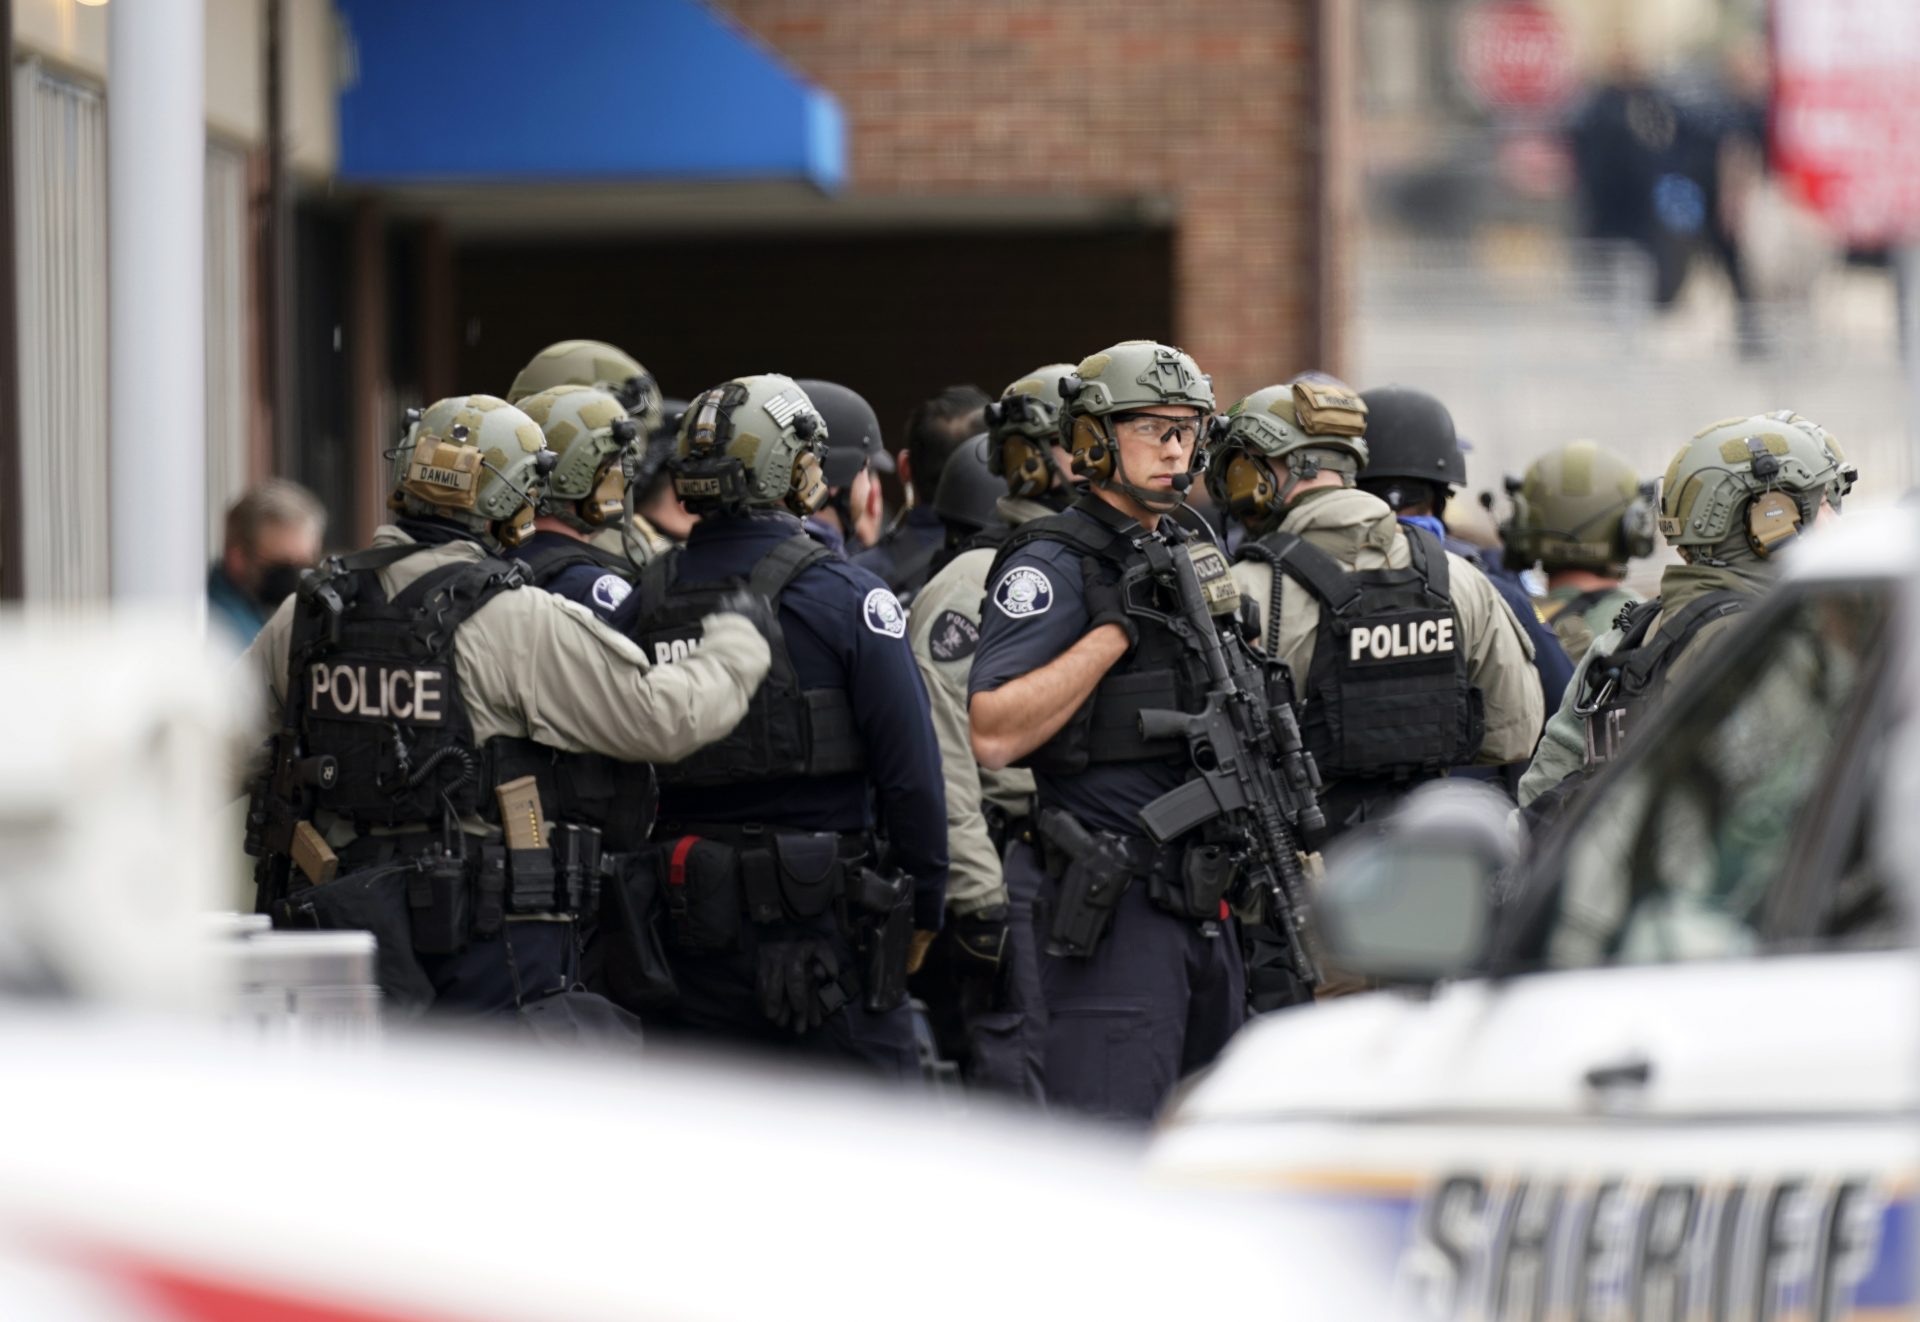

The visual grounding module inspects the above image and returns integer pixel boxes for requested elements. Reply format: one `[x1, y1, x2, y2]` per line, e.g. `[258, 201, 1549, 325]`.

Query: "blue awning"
[333, 0, 844, 191]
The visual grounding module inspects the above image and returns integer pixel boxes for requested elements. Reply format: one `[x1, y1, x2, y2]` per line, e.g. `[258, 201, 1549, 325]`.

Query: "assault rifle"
[1134, 537, 1327, 990]
[243, 570, 342, 914]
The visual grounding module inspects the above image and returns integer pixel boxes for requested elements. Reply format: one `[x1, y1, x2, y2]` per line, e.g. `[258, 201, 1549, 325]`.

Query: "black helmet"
[932, 433, 1001, 535]
[795, 379, 895, 488]
[1358, 387, 1467, 490]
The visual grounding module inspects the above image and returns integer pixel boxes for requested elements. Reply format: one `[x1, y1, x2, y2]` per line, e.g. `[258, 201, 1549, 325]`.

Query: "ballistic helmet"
[1059, 340, 1214, 512]
[1658, 411, 1854, 559]
[390, 395, 553, 549]
[671, 374, 830, 517]
[508, 339, 664, 436]
[985, 363, 1075, 501]
[932, 432, 1002, 535]
[795, 379, 894, 487]
[1358, 387, 1468, 492]
[515, 385, 637, 531]
[1500, 439, 1656, 575]
[1204, 380, 1369, 532]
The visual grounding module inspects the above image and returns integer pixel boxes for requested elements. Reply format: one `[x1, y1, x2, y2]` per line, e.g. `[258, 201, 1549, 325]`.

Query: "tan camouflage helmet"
[1658, 411, 1855, 557]
[515, 384, 637, 529]
[1204, 380, 1369, 531]
[984, 362, 1075, 499]
[1500, 439, 1655, 575]
[390, 394, 553, 549]
[671, 373, 830, 516]
[507, 339, 664, 436]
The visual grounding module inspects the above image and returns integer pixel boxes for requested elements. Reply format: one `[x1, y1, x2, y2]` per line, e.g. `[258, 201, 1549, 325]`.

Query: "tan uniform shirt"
[906, 496, 1053, 916]
[238, 524, 770, 838]
[1229, 487, 1544, 766]
[1518, 560, 1761, 807]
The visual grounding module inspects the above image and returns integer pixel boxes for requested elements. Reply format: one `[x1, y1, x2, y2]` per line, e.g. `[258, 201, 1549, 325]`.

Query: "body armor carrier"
[1242, 524, 1482, 784]
[287, 543, 652, 847]
[985, 495, 1215, 775]
[1574, 590, 1747, 766]
[513, 534, 637, 590]
[629, 531, 864, 786]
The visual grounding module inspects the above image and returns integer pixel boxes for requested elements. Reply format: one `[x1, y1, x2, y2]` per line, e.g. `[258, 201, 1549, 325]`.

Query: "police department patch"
[864, 587, 907, 638]
[591, 573, 632, 614]
[928, 609, 979, 662]
[993, 566, 1053, 618]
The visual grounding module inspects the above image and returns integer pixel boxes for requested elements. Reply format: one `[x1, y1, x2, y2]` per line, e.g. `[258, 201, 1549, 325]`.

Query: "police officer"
[968, 341, 1247, 1122]
[1498, 439, 1656, 665]
[1206, 380, 1544, 837]
[512, 385, 646, 627]
[1359, 386, 1576, 712]
[1520, 411, 1855, 814]
[507, 339, 666, 563]
[628, 374, 948, 1077]
[855, 385, 990, 598]
[240, 395, 772, 1024]
[796, 378, 892, 556]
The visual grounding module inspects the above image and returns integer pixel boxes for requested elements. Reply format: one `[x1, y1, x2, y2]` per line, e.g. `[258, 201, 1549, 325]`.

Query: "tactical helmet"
[795, 379, 894, 486]
[1500, 439, 1656, 575]
[629, 396, 688, 495]
[1357, 387, 1468, 492]
[984, 363, 1075, 501]
[1658, 411, 1855, 558]
[1204, 380, 1369, 531]
[508, 339, 664, 436]
[670, 374, 830, 517]
[390, 395, 553, 549]
[1059, 340, 1215, 512]
[931, 432, 1001, 535]
[514, 385, 637, 530]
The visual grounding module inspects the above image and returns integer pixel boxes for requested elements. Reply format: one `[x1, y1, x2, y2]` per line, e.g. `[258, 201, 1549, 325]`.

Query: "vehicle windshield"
[1539, 584, 1894, 969]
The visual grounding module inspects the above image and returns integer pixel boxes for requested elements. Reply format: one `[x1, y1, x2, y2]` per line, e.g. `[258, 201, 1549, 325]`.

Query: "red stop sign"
[1458, 1, 1577, 112]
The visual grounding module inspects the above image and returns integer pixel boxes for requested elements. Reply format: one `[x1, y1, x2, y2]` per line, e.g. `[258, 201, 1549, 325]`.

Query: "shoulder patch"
[993, 565, 1054, 618]
[928, 609, 980, 662]
[863, 587, 907, 638]
[590, 573, 632, 614]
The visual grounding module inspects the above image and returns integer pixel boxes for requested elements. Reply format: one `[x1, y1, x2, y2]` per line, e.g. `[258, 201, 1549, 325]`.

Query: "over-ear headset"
[1500, 476, 1659, 572]
[984, 394, 1059, 499]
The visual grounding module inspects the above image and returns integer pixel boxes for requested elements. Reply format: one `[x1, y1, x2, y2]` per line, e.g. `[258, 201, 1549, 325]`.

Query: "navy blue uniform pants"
[650, 911, 919, 1082]
[1008, 842, 1246, 1123]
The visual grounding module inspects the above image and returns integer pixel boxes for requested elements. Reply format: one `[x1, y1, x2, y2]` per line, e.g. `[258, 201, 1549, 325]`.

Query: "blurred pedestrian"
[207, 478, 326, 648]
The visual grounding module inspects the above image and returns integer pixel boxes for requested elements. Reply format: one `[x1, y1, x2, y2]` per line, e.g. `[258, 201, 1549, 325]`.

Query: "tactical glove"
[713, 587, 778, 636]
[1081, 559, 1138, 651]
[755, 934, 844, 1034]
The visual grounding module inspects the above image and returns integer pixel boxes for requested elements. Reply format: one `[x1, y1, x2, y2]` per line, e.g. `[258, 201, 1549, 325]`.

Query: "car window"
[1538, 585, 1891, 970]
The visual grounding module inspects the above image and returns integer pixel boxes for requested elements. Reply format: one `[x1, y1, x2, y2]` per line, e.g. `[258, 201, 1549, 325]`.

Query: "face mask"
[252, 562, 306, 612]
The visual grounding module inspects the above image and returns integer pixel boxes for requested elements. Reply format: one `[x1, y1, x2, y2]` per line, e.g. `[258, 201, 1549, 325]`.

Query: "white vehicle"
[1152, 506, 1920, 1321]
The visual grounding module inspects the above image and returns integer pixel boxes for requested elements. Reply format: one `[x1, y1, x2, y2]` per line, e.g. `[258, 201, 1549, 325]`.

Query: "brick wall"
[712, 0, 1342, 405]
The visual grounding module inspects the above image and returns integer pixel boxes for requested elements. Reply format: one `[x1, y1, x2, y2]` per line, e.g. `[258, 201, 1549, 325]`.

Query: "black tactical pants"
[650, 910, 919, 1082]
[1008, 842, 1245, 1123]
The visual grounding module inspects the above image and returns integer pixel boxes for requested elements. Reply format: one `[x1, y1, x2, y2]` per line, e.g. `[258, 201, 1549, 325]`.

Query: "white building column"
[108, 0, 205, 615]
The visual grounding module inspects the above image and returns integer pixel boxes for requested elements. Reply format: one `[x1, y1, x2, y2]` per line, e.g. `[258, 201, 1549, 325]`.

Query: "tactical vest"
[1576, 590, 1747, 766]
[291, 544, 518, 830]
[1243, 524, 1482, 782]
[290, 543, 653, 846]
[629, 531, 864, 787]
[513, 535, 637, 590]
[985, 495, 1215, 775]
[927, 522, 1012, 582]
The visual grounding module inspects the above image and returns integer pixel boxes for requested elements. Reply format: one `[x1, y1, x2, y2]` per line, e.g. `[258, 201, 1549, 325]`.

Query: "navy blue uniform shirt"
[522, 530, 646, 631]
[968, 506, 1189, 838]
[852, 505, 945, 600]
[658, 512, 950, 929]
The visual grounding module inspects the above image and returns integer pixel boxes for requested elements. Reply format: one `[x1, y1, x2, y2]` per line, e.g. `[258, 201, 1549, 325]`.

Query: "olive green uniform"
[237, 523, 771, 843]
[906, 496, 1054, 914]
[1518, 559, 1764, 807]
[1228, 486, 1545, 766]
[1540, 583, 1640, 667]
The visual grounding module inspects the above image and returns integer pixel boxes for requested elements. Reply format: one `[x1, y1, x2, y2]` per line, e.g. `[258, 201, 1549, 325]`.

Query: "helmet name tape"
[405, 436, 483, 510]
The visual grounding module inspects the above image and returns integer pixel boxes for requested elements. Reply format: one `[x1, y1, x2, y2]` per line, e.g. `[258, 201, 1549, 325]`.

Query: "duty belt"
[337, 825, 615, 919]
